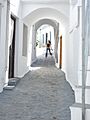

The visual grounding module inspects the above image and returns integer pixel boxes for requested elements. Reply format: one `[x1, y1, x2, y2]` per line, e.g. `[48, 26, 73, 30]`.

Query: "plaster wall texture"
[9, 0, 29, 77]
[0, 0, 83, 93]
[0, 0, 8, 92]
[16, 20, 29, 77]
[10, 0, 21, 17]
[21, 3, 69, 19]
[11, 1, 70, 79]
[67, 3, 82, 88]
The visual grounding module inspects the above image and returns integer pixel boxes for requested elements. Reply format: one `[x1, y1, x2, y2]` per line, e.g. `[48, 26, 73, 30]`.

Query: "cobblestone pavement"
[0, 55, 75, 120]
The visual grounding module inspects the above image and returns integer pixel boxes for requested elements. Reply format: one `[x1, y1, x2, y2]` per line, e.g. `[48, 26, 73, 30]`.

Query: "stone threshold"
[4, 77, 20, 90]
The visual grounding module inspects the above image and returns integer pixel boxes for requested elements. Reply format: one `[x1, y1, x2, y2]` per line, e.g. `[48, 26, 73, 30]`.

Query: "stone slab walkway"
[0, 55, 75, 120]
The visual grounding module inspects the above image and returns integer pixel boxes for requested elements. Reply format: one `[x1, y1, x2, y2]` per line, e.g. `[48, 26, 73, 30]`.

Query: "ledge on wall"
[70, 103, 90, 120]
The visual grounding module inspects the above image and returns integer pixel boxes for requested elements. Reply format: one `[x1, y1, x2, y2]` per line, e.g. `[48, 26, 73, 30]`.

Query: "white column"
[0, 0, 9, 92]
[0, 4, 2, 44]
[82, 0, 86, 120]
[29, 25, 37, 65]
[5, 0, 10, 84]
[70, 0, 78, 5]
[32, 25, 35, 62]
[54, 23, 59, 66]
[0, 3, 3, 92]
[54, 29, 57, 63]
[88, 2, 90, 55]
[27, 27, 31, 67]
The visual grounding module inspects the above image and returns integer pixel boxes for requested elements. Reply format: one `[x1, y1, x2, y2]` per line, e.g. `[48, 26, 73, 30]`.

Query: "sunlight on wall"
[29, 67, 42, 71]
[10, 0, 21, 16]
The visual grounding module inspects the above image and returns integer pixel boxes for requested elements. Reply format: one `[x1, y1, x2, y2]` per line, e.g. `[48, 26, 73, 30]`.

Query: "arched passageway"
[0, 55, 75, 120]
[0, 5, 75, 119]
[27, 18, 60, 67]
[11, 7, 69, 80]
[22, 7, 69, 71]
[36, 24, 54, 58]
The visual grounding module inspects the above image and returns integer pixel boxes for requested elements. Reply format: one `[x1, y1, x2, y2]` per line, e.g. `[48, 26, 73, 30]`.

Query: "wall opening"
[60, 35, 62, 68]
[8, 15, 16, 78]
[36, 24, 54, 57]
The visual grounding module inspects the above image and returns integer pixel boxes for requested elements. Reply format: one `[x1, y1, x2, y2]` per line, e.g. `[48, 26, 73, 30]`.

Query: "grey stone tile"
[0, 56, 75, 120]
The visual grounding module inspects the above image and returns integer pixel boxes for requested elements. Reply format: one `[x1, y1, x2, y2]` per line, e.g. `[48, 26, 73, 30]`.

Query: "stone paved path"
[0, 55, 75, 120]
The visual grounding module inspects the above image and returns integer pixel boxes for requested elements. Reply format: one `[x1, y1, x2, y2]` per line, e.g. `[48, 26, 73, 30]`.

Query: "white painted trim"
[14, 17, 19, 77]
[21, 0, 69, 4]
[0, 4, 2, 44]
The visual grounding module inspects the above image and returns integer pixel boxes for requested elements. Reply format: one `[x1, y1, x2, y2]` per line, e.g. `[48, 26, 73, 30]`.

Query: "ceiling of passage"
[21, 0, 69, 4]
[23, 8, 68, 26]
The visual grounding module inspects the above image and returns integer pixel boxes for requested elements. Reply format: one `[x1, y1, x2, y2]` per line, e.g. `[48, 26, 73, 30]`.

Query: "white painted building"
[0, 0, 90, 119]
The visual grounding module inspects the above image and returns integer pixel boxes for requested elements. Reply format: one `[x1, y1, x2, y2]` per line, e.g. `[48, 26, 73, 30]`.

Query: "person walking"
[45, 40, 52, 57]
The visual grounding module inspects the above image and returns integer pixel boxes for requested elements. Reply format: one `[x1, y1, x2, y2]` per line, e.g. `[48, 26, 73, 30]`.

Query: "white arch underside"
[22, 7, 69, 26]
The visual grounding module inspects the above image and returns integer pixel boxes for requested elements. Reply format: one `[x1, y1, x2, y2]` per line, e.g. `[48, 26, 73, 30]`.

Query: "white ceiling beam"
[21, 0, 69, 4]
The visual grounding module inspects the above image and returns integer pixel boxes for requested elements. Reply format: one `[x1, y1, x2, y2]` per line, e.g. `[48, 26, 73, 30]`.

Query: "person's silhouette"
[45, 40, 52, 57]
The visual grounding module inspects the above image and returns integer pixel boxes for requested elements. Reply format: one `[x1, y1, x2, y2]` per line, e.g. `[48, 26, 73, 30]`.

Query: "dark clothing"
[47, 43, 50, 48]
[45, 40, 52, 57]
[45, 48, 52, 57]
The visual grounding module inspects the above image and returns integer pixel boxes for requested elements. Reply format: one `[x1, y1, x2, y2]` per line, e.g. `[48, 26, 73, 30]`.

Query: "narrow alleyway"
[0, 55, 75, 120]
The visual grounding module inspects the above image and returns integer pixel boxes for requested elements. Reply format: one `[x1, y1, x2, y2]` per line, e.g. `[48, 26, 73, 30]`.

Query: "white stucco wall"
[66, 3, 81, 88]
[0, 0, 26, 84]
[35, 19, 57, 60]
[16, 2, 70, 78]
[0, 0, 83, 94]
[21, 2, 70, 71]
[89, 29, 90, 55]
[0, 4, 2, 44]
[1, 0, 80, 92]
[31, 25, 37, 64]
[10, 0, 21, 17]
[88, 6, 90, 55]
[0, 0, 8, 92]
[0, 0, 78, 93]
[9, 0, 30, 77]
[27, 25, 37, 66]
[62, 24, 70, 73]
[67, 26, 81, 86]
[68, 0, 88, 91]
[21, 3, 69, 19]
[15, 20, 29, 77]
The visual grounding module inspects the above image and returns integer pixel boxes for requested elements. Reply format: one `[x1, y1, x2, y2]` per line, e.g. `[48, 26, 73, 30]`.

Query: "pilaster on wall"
[54, 23, 59, 66]
[5, 0, 10, 85]
[70, 1, 90, 120]
[29, 25, 37, 65]
[0, 4, 2, 44]
[0, 0, 10, 92]
[88, 7, 90, 55]
[70, 0, 78, 5]
[69, 2, 81, 87]
[15, 19, 23, 77]
[70, 0, 82, 6]
[16, 19, 29, 77]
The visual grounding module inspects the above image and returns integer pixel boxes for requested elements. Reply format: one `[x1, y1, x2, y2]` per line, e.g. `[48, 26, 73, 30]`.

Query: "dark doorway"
[8, 15, 16, 78]
[60, 36, 62, 68]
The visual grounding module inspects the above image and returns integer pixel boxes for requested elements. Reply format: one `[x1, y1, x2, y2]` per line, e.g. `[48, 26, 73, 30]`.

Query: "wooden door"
[8, 15, 16, 78]
[60, 36, 62, 68]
